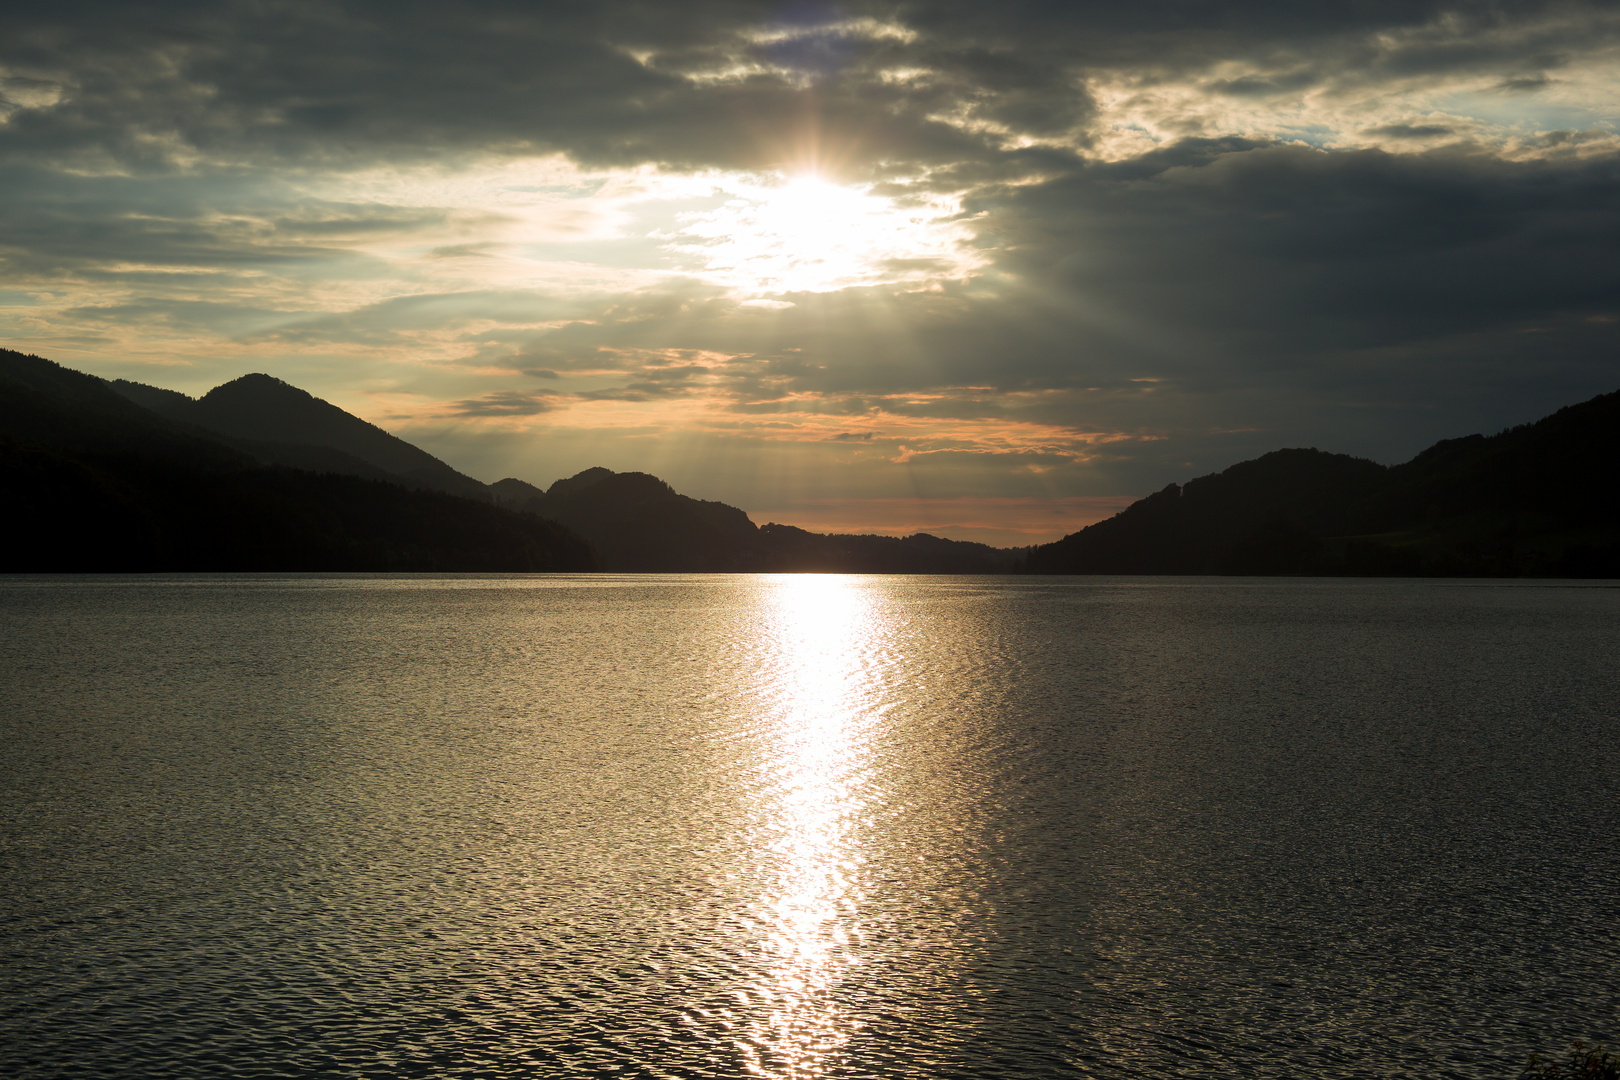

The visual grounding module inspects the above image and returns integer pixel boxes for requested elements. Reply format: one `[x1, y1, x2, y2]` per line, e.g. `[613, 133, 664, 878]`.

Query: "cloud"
[0, 0, 1616, 515]
[3, 2, 1602, 176]
[1364, 123, 1457, 139]
[449, 389, 563, 417]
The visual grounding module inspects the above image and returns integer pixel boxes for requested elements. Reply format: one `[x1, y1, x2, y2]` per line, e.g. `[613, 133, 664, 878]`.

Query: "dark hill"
[4, 350, 1016, 575]
[1, 349, 594, 572]
[1025, 389, 1620, 577]
[504, 468, 762, 572]
[498, 467, 1020, 573]
[756, 523, 1018, 574]
[18, 347, 1611, 577]
[1371, 390, 1620, 530]
[109, 373, 489, 499]
[490, 477, 547, 506]
[1025, 448, 1388, 575]
[1, 349, 249, 470]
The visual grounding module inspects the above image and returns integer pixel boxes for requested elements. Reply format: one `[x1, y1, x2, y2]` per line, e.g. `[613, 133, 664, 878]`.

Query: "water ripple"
[1, 576, 1617, 1077]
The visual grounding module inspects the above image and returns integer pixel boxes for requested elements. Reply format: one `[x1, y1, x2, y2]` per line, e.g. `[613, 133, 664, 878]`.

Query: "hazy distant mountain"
[525, 468, 763, 572]
[500, 466, 1021, 573]
[1, 349, 593, 572]
[108, 373, 489, 500]
[489, 477, 547, 506]
[1025, 390, 1620, 577]
[755, 523, 1021, 574]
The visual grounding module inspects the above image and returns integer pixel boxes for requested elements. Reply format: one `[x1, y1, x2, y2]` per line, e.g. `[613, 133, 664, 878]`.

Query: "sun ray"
[665, 173, 983, 296]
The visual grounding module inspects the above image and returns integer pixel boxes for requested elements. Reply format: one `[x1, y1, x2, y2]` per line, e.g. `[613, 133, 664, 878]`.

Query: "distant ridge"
[0, 350, 594, 572]
[1, 349, 1017, 574]
[1024, 390, 1620, 577]
[6, 347, 1616, 576]
[108, 373, 489, 499]
[496, 467, 1019, 573]
[519, 469, 760, 572]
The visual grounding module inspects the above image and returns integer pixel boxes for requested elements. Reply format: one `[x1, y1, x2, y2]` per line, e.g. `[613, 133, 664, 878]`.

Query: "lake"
[2, 575, 1616, 1078]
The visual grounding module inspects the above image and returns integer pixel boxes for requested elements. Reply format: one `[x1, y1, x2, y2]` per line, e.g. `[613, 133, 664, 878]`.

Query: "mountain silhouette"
[4, 351, 1014, 574]
[8, 347, 1616, 576]
[755, 522, 1022, 574]
[518, 469, 761, 572]
[495, 467, 1020, 573]
[1, 350, 593, 572]
[1024, 390, 1620, 577]
[109, 373, 488, 499]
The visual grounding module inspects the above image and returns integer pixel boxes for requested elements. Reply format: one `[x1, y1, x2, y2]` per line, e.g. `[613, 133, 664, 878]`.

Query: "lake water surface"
[2, 575, 1617, 1079]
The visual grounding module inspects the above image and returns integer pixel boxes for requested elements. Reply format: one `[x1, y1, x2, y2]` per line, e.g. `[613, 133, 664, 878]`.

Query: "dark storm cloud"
[984, 140, 1620, 355]
[6, 0, 1612, 176]
[4, 3, 1615, 201]
[2, 2, 861, 171]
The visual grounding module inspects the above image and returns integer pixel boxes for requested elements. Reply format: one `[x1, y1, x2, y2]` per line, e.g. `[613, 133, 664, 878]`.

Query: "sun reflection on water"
[743, 575, 887, 1078]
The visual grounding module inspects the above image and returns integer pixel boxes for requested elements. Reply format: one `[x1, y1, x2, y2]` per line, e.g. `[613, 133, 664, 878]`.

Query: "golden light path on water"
[742, 576, 890, 1078]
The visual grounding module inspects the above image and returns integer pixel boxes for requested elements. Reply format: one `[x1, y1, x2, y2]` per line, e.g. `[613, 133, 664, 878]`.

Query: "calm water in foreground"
[1, 575, 1617, 1079]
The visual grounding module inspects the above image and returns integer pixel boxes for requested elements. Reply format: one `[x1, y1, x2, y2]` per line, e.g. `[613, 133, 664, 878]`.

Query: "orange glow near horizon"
[751, 495, 1142, 545]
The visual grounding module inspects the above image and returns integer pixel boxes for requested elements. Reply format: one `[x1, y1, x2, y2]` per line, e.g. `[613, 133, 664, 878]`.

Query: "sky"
[2, 1, 1617, 545]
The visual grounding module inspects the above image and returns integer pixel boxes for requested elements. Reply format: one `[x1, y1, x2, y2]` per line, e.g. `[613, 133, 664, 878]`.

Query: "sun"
[667, 172, 982, 297]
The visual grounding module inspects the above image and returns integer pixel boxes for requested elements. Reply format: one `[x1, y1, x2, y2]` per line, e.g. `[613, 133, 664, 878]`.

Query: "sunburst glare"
[667, 174, 982, 296]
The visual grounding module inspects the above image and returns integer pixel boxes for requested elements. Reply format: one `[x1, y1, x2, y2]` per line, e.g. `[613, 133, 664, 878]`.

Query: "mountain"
[518, 468, 761, 572]
[14, 347, 1611, 577]
[1024, 390, 1620, 577]
[0, 349, 594, 572]
[497, 466, 1022, 573]
[109, 373, 489, 499]
[489, 477, 547, 505]
[3, 349, 1017, 574]
[755, 523, 1022, 574]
